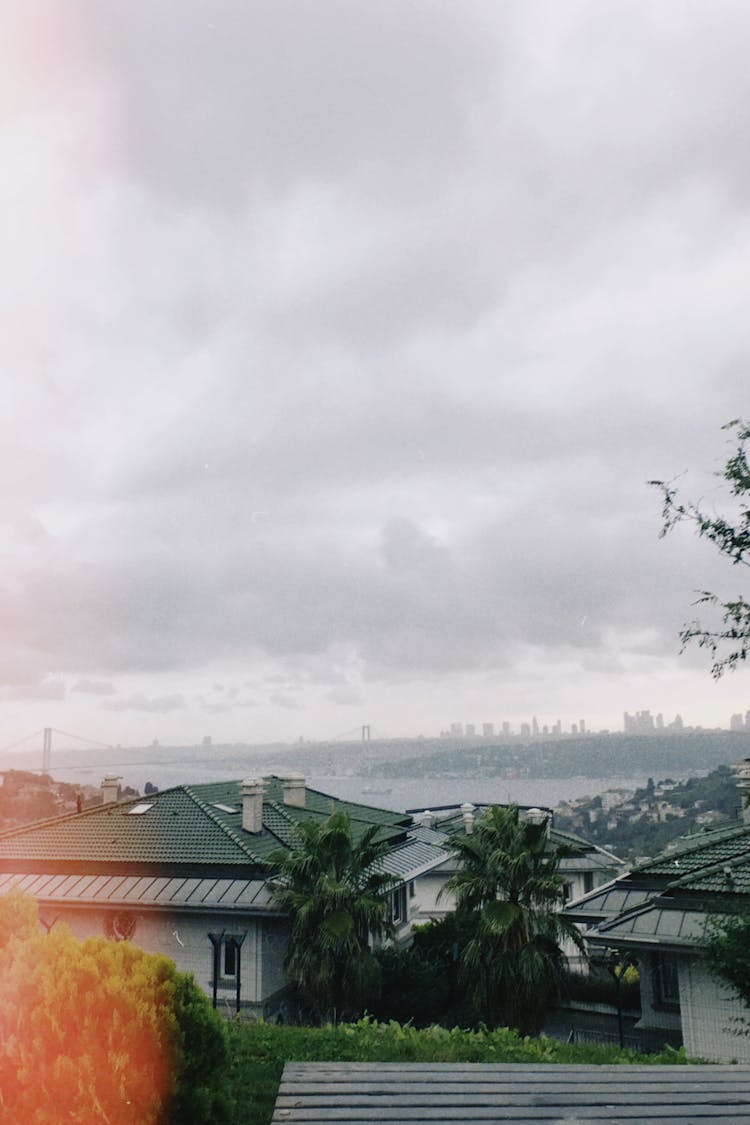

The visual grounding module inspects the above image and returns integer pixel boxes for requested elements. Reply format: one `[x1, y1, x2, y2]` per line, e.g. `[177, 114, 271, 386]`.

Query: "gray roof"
[563, 878, 655, 923]
[568, 820, 750, 954]
[378, 837, 447, 881]
[0, 870, 272, 912]
[586, 898, 728, 951]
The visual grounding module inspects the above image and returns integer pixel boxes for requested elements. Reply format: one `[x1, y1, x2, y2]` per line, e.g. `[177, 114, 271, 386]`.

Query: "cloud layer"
[2, 1, 750, 744]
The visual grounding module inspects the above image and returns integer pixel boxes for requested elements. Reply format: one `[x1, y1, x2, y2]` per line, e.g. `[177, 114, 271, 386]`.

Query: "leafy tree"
[0, 891, 230, 1123]
[372, 913, 477, 1028]
[269, 811, 396, 1023]
[704, 908, 750, 1008]
[442, 804, 585, 1035]
[651, 418, 750, 677]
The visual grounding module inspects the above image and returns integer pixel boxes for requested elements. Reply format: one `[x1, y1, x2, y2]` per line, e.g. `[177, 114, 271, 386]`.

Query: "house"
[407, 802, 624, 916]
[563, 762, 750, 1060]
[406, 802, 624, 970]
[0, 773, 447, 1018]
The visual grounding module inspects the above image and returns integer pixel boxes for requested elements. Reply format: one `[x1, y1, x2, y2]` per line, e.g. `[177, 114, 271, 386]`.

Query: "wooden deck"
[271, 1062, 750, 1123]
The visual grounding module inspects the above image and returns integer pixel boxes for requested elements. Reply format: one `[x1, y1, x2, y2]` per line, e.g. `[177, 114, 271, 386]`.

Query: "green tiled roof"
[634, 822, 750, 877]
[0, 777, 411, 876]
[577, 820, 750, 953]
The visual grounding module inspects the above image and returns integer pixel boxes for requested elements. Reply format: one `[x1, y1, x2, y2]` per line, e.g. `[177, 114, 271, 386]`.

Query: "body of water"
[304, 775, 650, 812]
[52, 763, 649, 812]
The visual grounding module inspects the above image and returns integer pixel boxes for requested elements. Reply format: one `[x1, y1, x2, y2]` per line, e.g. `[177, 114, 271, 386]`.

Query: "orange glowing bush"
[0, 891, 229, 1123]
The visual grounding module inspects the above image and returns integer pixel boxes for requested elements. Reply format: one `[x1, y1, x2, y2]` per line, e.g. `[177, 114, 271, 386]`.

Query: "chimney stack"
[280, 772, 305, 808]
[526, 807, 551, 836]
[460, 802, 475, 834]
[241, 778, 265, 833]
[415, 810, 434, 828]
[731, 760, 750, 824]
[101, 775, 121, 805]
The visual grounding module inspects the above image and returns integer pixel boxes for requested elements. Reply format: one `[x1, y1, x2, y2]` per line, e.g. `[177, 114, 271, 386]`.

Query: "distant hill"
[373, 731, 750, 781]
[0, 771, 123, 830]
[555, 764, 743, 863]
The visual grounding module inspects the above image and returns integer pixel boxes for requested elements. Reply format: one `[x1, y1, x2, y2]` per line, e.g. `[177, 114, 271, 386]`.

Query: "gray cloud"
[100, 693, 186, 714]
[3, 1, 750, 741]
[71, 678, 117, 695]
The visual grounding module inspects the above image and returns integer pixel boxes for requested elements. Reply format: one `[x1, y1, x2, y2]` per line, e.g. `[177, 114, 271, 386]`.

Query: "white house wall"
[37, 904, 278, 1012]
[680, 956, 750, 1063]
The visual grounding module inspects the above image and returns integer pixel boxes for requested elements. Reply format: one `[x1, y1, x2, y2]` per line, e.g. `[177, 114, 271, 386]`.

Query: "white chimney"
[460, 802, 475, 834]
[101, 775, 121, 805]
[731, 760, 750, 824]
[415, 810, 434, 828]
[280, 772, 305, 808]
[526, 807, 551, 836]
[241, 778, 265, 833]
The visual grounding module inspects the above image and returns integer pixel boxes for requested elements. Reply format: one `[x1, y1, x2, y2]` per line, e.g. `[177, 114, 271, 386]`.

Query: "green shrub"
[226, 1017, 692, 1125]
[562, 968, 640, 1011]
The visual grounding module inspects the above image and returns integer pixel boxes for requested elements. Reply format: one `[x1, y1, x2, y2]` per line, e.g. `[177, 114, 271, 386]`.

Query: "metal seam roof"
[0, 870, 272, 910]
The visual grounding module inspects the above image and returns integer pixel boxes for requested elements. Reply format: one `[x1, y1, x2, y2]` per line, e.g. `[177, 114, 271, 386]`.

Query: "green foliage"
[563, 965, 640, 1010]
[371, 915, 477, 1028]
[167, 972, 232, 1123]
[556, 764, 742, 864]
[225, 1018, 693, 1125]
[443, 805, 585, 1034]
[0, 884, 39, 947]
[268, 811, 396, 1022]
[704, 908, 750, 1008]
[651, 418, 750, 677]
[0, 891, 230, 1123]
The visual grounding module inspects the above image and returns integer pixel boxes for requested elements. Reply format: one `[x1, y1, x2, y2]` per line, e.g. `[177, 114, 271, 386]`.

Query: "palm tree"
[269, 811, 396, 1022]
[443, 804, 585, 1034]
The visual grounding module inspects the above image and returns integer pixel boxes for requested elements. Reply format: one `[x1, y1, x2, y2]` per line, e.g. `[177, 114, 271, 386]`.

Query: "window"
[223, 937, 238, 977]
[653, 954, 680, 1008]
[208, 932, 246, 984]
[126, 803, 153, 815]
[408, 880, 415, 899]
[583, 871, 594, 894]
[563, 882, 573, 903]
[390, 886, 407, 925]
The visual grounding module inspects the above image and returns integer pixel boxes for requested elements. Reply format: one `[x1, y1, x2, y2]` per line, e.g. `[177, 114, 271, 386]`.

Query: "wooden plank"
[281, 1063, 747, 1076]
[280, 1078, 750, 1091]
[271, 1108, 750, 1122]
[275, 1090, 750, 1105]
[271, 1063, 750, 1124]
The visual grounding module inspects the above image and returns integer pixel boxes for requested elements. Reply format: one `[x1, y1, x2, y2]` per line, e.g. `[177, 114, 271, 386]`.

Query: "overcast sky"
[2, 1, 750, 751]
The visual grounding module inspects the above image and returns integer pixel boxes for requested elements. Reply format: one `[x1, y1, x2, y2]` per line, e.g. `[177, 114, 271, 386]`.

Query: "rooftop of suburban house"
[0, 774, 423, 877]
[407, 801, 624, 871]
[564, 806, 750, 951]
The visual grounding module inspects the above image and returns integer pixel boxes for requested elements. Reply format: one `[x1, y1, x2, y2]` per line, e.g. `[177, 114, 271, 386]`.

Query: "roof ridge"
[636, 822, 749, 868]
[666, 843, 750, 891]
[181, 784, 266, 864]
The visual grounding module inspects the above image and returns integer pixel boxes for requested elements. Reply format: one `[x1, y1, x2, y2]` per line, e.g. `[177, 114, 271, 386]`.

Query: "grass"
[225, 1017, 691, 1125]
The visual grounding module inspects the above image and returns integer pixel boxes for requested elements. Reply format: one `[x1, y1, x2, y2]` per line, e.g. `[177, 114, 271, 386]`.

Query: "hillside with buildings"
[554, 765, 743, 863]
